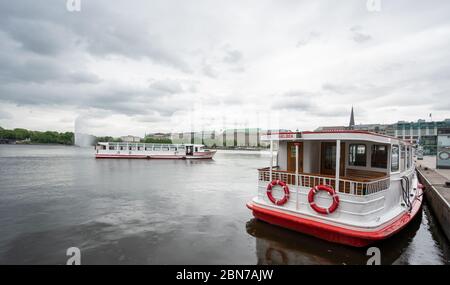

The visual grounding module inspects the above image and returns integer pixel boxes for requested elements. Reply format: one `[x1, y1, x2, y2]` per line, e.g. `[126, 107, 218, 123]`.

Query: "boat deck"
[258, 167, 390, 196]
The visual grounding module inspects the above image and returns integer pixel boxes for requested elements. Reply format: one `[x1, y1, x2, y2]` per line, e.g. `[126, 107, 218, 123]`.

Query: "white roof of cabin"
[261, 130, 410, 145]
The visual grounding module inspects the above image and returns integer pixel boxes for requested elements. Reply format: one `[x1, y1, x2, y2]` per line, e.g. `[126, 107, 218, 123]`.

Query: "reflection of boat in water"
[247, 131, 424, 247]
[246, 208, 423, 265]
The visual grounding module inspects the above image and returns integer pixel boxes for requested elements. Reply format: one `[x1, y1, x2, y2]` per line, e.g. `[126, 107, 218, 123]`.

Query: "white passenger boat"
[95, 142, 216, 159]
[247, 130, 424, 247]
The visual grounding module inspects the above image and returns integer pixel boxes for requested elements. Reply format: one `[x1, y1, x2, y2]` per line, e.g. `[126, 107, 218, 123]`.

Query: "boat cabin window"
[109, 146, 115, 150]
[408, 146, 413, 168]
[162, 147, 169, 151]
[400, 144, 406, 171]
[170, 146, 177, 151]
[406, 146, 411, 169]
[195, 147, 198, 152]
[371, 145, 388, 168]
[349, 144, 367, 166]
[391, 144, 400, 172]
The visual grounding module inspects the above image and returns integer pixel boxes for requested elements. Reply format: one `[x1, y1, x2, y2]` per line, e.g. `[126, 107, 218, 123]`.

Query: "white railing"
[258, 167, 390, 196]
[100, 142, 188, 148]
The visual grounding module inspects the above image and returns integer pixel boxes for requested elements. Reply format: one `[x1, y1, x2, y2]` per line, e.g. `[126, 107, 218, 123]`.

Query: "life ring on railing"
[266, 180, 290, 206]
[308, 185, 339, 214]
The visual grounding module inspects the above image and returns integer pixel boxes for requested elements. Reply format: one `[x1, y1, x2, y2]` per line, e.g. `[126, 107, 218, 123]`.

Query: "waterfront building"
[315, 108, 450, 155]
[353, 124, 395, 137]
[170, 128, 272, 148]
[144, 132, 171, 139]
[120, 135, 142, 143]
[393, 119, 450, 154]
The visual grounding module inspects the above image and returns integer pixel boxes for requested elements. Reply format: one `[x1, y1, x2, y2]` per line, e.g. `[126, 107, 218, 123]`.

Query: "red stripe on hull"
[247, 188, 423, 247]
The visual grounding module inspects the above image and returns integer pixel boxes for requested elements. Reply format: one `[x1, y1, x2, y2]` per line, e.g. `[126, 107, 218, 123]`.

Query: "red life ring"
[266, 180, 290, 206]
[308, 185, 339, 214]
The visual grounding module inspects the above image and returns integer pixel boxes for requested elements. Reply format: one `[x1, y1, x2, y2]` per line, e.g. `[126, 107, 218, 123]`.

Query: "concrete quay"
[416, 156, 450, 241]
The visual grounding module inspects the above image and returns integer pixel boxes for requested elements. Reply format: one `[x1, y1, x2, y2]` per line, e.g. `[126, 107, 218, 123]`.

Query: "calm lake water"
[0, 144, 449, 265]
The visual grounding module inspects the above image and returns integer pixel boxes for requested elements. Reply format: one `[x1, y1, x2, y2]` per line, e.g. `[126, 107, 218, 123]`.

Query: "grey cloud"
[202, 63, 218, 78]
[296, 31, 320, 47]
[0, 1, 190, 72]
[0, 78, 189, 117]
[0, 53, 100, 84]
[350, 26, 371, 43]
[0, 109, 12, 120]
[223, 49, 243, 64]
[149, 79, 184, 95]
[2, 18, 78, 56]
[272, 91, 315, 110]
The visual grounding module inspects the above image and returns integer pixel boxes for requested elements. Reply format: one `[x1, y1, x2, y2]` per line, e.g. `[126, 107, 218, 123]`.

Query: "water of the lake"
[0, 144, 449, 264]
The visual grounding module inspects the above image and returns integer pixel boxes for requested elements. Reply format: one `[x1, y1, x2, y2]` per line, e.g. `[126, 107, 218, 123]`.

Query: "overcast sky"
[0, 0, 449, 137]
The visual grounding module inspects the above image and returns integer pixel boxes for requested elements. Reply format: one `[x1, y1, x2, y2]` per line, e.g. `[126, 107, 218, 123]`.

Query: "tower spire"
[349, 107, 355, 129]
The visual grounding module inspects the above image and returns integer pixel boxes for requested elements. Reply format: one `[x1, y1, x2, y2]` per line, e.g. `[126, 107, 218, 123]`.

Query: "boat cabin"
[249, 130, 421, 246]
[94, 142, 215, 159]
[261, 130, 413, 196]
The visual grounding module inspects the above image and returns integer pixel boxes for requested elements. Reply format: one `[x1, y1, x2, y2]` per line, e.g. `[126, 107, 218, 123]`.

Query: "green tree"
[13, 128, 30, 140]
[142, 137, 172, 144]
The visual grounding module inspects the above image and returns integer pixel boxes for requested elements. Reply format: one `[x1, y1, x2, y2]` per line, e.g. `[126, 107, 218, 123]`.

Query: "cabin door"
[320, 142, 345, 176]
[186, 146, 193, 156]
[286, 142, 303, 173]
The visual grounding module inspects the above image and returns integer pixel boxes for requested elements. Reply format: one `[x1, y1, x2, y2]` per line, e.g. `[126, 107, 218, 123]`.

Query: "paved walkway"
[416, 155, 450, 180]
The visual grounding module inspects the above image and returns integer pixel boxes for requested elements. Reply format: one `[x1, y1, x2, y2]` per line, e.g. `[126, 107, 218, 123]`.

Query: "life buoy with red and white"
[308, 185, 339, 214]
[266, 180, 290, 206]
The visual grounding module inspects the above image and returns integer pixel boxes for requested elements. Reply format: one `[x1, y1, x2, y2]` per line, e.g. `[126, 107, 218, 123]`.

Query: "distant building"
[353, 123, 395, 137]
[316, 107, 356, 131]
[170, 128, 273, 148]
[120, 135, 142, 143]
[145, 132, 171, 139]
[315, 125, 348, 131]
[316, 108, 450, 155]
[349, 106, 355, 129]
[393, 119, 450, 155]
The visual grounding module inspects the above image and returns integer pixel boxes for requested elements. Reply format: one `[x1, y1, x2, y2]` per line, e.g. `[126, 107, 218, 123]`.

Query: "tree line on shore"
[0, 127, 74, 145]
[95, 136, 172, 144]
[0, 127, 172, 145]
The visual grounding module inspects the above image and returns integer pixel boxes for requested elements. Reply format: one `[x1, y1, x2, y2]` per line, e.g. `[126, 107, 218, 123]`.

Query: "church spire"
[349, 106, 355, 129]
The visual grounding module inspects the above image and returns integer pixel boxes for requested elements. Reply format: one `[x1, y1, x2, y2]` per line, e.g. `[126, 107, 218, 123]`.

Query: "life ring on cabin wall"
[266, 180, 290, 206]
[308, 185, 339, 214]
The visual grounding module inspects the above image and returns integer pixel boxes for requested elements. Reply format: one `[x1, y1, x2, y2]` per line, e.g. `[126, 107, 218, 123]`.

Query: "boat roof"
[97, 142, 205, 147]
[261, 130, 411, 145]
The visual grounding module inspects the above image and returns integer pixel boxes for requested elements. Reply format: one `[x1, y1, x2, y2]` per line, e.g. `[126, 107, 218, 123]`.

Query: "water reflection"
[1, 145, 449, 264]
[245, 207, 449, 265]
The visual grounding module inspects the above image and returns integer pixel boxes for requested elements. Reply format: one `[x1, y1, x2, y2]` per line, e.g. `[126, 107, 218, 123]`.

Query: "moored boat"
[95, 142, 216, 159]
[246, 130, 424, 247]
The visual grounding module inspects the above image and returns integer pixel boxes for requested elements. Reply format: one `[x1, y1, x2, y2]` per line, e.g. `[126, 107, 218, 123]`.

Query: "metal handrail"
[258, 168, 390, 196]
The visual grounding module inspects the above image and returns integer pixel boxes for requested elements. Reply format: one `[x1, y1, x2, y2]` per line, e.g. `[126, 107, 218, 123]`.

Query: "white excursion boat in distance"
[95, 142, 216, 159]
[246, 130, 424, 247]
